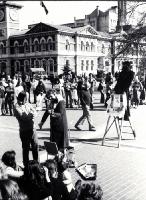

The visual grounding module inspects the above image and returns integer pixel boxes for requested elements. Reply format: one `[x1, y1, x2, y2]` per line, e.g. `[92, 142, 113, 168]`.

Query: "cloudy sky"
[14, 1, 118, 30]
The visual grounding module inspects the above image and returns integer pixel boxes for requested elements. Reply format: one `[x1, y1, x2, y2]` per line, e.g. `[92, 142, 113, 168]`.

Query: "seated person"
[1, 150, 24, 182]
[75, 180, 103, 200]
[57, 154, 77, 199]
[0, 179, 28, 200]
[45, 159, 73, 200]
[21, 160, 52, 200]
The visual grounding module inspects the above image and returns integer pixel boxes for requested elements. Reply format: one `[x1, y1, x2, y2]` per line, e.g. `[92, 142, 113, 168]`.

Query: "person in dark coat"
[114, 61, 134, 120]
[49, 88, 69, 152]
[74, 79, 96, 131]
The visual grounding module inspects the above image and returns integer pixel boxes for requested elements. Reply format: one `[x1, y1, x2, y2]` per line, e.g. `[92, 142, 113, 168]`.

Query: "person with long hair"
[0, 179, 28, 200]
[22, 160, 52, 200]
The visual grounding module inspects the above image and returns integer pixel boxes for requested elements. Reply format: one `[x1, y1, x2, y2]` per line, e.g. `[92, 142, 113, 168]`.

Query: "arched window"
[34, 39, 39, 52]
[41, 59, 47, 72]
[15, 61, 20, 72]
[81, 41, 85, 51]
[34, 59, 40, 68]
[86, 42, 90, 51]
[23, 40, 29, 53]
[65, 40, 70, 50]
[48, 59, 54, 74]
[14, 41, 19, 54]
[24, 60, 30, 72]
[47, 37, 53, 51]
[0, 43, 4, 54]
[40, 37, 46, 51]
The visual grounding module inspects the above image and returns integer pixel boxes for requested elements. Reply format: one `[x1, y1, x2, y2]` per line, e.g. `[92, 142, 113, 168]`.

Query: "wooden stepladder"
[102, 93, 136, 148]
[102, 115, 136, 148]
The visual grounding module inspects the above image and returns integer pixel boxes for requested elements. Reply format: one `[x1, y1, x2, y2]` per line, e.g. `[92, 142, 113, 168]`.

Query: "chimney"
[96, 6, 99, 16]
[74, 17, 77, 27]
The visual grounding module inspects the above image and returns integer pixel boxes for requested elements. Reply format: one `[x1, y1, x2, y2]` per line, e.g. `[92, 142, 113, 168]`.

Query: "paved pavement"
[0, 92, 146, 199]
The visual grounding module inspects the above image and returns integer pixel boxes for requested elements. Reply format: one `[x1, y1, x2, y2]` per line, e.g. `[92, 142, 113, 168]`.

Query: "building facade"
[0, 2, 112, 78]
[62, 6, 118, 33]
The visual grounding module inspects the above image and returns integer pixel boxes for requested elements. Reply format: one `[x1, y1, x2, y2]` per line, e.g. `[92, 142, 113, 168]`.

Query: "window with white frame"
[101, 44, 105, 53]
[40, 38, 46, 51]
[23, 40, 29, 53]
[42, 59, 47, 71]
[0, 43, 4, 54]
[15, 61, 20, 72]
[48, 59, 54, 73]
[24, 60, 30, 72]
[34, 59, 40, 68]
[14, 41, 19, 54]
[86, 42, 90, 51]
[91, 60, 94, 71]
[65, 40, 70, 50]
[86, 60, 89, 71]
[81, 60, 84, 71]
[47, 37, 53, 51]
[81, 41, 85, 51]
[91, 42, 95, 52]
[34, 39, 39, 52]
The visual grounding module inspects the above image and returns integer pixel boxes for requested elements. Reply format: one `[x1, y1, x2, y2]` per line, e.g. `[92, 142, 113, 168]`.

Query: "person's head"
[122, 61, 132, 72]
[24, 160, 46, 186]
[76, 181, 103, 200]
[17, 91, 26, 105]
[45, 159, 58, 179]
[2, 150, 16, 169]
[0, 179, 28, 200]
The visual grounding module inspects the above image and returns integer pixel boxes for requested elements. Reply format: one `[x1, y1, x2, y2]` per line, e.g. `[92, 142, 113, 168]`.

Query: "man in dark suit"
[74, 78, 96, 131]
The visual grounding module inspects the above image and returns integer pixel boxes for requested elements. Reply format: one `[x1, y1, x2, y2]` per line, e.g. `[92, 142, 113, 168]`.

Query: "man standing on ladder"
[114, 61, 134, 121]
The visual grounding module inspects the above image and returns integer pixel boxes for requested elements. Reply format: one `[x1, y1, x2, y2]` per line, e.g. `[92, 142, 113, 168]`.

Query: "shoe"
[89, 128, 96, 131]
[38, 122, 43, 130]
[89, 126, 96, 131]
[75, 125, 82, 131]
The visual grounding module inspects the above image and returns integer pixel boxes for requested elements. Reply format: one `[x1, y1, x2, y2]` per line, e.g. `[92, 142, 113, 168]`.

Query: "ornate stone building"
[0, 2, 112, 77]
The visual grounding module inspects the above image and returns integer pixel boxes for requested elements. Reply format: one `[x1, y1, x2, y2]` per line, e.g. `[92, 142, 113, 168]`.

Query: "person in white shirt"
[13, 91, 39, 167]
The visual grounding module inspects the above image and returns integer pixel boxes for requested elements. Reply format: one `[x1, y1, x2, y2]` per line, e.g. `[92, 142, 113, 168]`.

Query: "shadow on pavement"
[37, 128, 50, 131]
[38, 136, 50, 140]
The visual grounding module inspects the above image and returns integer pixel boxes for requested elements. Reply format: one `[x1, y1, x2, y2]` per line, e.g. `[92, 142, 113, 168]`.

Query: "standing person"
[14, 77, 24, 104]
[0, 79, 5, 115]
[5, 79, 14, 116]
[49, 88, 69, 152]
[13, 91, 39, 167]
[31, 77, 38, 104]
[38, 89, 54, 130]
[114, 61, 134, 120]
[74, 80, 96, 131]
[89, 73, 96, 110]
[98, 79, 105, 104]
[25, 75, 31, 103]
[35, 77, 46, 111]
[64, 79, 73, 108]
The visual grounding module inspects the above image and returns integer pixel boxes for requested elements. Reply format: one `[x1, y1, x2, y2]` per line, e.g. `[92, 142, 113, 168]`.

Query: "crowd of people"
[0, 61, 146, 199]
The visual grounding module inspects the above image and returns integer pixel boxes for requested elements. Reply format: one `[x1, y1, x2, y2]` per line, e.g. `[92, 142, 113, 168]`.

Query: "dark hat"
[17, 91, 26, 102]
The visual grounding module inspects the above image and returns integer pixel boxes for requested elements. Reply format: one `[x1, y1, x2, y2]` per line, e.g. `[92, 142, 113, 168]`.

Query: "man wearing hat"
[13, 91, 39, 167]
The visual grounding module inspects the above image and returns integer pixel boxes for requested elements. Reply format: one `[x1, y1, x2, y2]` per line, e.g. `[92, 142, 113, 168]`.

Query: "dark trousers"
[5, 98, 13, 115]
[20, 129, 38, 167]
[65, 91, 73, 108]
[41, 110, 50, 124]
